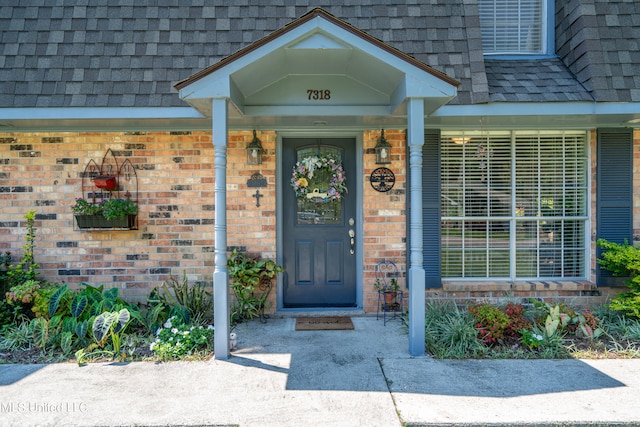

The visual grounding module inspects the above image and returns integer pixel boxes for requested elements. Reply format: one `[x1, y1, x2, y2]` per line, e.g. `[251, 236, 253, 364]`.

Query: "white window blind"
[441, 131, 588, 280]
[479, 0, 545, 54]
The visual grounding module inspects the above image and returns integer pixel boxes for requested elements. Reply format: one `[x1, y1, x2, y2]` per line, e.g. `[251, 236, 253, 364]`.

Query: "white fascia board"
[0, 107, 204, 121]
[178, 75, 231, 100]
[434, 102, 640, 118]
[390, 75, 456, 116]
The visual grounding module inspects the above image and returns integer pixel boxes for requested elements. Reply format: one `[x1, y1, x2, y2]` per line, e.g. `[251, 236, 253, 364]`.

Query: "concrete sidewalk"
[1, 316, 639, 427]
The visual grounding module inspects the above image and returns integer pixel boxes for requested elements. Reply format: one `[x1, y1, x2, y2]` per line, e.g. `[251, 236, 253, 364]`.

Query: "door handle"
[348, 229, 355, 254]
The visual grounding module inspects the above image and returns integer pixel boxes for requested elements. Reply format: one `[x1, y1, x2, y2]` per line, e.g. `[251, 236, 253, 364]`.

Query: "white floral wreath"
[290, 154, 347, 202]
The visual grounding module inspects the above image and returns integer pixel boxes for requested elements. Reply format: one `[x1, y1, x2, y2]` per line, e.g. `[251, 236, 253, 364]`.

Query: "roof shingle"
[1, 0, 637, 109]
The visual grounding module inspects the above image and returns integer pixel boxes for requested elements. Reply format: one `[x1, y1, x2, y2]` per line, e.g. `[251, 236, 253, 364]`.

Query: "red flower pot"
[93, 175, 117, 190]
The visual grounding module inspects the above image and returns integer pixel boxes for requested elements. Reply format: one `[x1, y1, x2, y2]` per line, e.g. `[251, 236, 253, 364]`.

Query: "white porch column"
[407, 97, 426, 356]
[212, 98, 230, 360]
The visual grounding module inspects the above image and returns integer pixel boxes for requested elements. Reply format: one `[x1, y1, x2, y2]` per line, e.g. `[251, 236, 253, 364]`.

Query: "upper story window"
[479, 0, 548, 55]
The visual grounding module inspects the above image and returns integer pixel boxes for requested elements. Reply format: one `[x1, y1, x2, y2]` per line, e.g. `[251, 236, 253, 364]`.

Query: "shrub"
[597, 239, 640, 319]
[469, 304, 510, 345]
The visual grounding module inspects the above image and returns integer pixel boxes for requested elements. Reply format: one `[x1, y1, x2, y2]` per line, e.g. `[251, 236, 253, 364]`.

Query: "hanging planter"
[93, 175, 118, 190]
[72, 197, 138, 230]
[75, 214, 137, 230]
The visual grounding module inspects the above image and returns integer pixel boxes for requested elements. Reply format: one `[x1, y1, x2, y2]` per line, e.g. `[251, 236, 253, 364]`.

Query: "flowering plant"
[520, 329, 544, 349]
[72, 197, 137, 219]
[149, 315, 214, 360]
[290, 154, 347, 201]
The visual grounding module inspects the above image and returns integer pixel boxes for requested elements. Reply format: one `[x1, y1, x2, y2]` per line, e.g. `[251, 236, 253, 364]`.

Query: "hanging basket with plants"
[290, 153, 347, 203]
[72, 197, 138, 229]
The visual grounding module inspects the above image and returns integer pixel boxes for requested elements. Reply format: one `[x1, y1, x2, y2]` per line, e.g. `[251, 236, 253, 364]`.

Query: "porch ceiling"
[174, 8, 459, 128]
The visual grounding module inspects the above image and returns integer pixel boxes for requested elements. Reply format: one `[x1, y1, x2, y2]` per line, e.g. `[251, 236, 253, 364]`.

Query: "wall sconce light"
[246, 130, 263, 165]
[375, 129, 391, 164]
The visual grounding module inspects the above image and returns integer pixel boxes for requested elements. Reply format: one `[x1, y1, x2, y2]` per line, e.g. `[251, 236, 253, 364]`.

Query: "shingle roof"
[556, 0, 640, 102]
[485, 58, 594, 103]
[0, 1, 487, 108]
[0, 0, 637, 110]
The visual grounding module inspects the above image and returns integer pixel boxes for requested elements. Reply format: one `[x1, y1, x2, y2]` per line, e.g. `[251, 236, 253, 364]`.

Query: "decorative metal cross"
[252, 189, 263, 208]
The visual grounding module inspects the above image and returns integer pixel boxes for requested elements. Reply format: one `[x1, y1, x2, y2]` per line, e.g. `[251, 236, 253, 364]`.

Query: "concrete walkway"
[1, 316, 640, 426]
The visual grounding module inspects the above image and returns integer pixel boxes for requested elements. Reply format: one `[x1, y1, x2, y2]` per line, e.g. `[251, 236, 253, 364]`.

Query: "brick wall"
[362, 129, 407, 311]
[0, 129, 407, 313]
[1, 128, 630, 311]
[0, 130, 279, 304]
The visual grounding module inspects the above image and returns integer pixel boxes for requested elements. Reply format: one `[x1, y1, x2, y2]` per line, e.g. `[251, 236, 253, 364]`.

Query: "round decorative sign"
[369, 167, 395, 192]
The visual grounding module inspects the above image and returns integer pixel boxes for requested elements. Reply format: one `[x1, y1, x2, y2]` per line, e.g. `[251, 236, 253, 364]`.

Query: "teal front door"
[282, 138, 357, 307]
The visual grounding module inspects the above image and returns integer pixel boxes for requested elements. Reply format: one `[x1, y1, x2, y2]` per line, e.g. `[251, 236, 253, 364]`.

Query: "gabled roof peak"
[174, 7, 459, 92]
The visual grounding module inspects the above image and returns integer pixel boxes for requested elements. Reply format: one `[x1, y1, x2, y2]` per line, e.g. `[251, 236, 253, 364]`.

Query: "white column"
[212, 98, 229, 360]
[407, 97, 426, 356]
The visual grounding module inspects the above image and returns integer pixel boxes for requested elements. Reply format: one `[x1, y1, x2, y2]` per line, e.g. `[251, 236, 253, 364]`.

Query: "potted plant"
[72, 197, 138, 229]
[375, 277, 400, 306]
[227, 248, 283, 323]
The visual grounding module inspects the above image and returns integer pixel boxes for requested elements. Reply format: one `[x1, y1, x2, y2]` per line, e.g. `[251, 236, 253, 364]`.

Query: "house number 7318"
[307, 89, 331, 100]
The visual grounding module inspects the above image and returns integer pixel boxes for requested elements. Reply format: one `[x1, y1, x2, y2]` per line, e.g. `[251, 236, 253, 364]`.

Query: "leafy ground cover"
[422, 300, 640, 360]
[1, 213, 640, 363]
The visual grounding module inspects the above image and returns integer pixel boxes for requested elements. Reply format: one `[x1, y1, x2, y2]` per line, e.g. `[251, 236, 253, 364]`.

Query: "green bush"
[227, 249, 283, 324]
[597, 239, 640, 319]
[468, 304, 511, 345]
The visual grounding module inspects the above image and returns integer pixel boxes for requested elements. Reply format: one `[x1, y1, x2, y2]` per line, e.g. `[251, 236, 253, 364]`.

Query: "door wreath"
[290, 154, 347, 202]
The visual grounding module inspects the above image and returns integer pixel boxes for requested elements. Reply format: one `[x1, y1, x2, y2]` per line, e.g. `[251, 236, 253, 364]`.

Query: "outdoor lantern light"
[246, 130, 263, 165]
[375, 129, 391, 164]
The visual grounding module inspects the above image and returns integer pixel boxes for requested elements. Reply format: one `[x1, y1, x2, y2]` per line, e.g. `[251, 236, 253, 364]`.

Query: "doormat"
[295, 316, 354, 331]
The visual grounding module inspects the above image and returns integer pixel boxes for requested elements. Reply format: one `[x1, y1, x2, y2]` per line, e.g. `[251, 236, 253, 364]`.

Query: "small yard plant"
[597, 239, 640, 319]
[149, 315, 214, 361]
[227, 248, 283, 324]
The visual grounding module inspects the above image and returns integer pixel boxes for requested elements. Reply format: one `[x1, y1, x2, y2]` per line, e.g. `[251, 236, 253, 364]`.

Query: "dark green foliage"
[227, 248, 283, 324]
[48, 284, 68, 318]
[156, 271, 213, 325]
[0, 252, 14, 331]
[0, 251, 11, 294]
[71, 294, 88, 318]
[597, 239, 640, 318]
[101, 198, 138, 220]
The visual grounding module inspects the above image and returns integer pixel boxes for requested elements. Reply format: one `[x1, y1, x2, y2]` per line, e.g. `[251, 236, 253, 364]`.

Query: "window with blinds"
[441, 131, 588, 280]
[479, 0, 545, 54]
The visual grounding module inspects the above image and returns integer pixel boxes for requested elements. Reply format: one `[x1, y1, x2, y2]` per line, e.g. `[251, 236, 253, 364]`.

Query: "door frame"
[276, 131, 364, 312]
